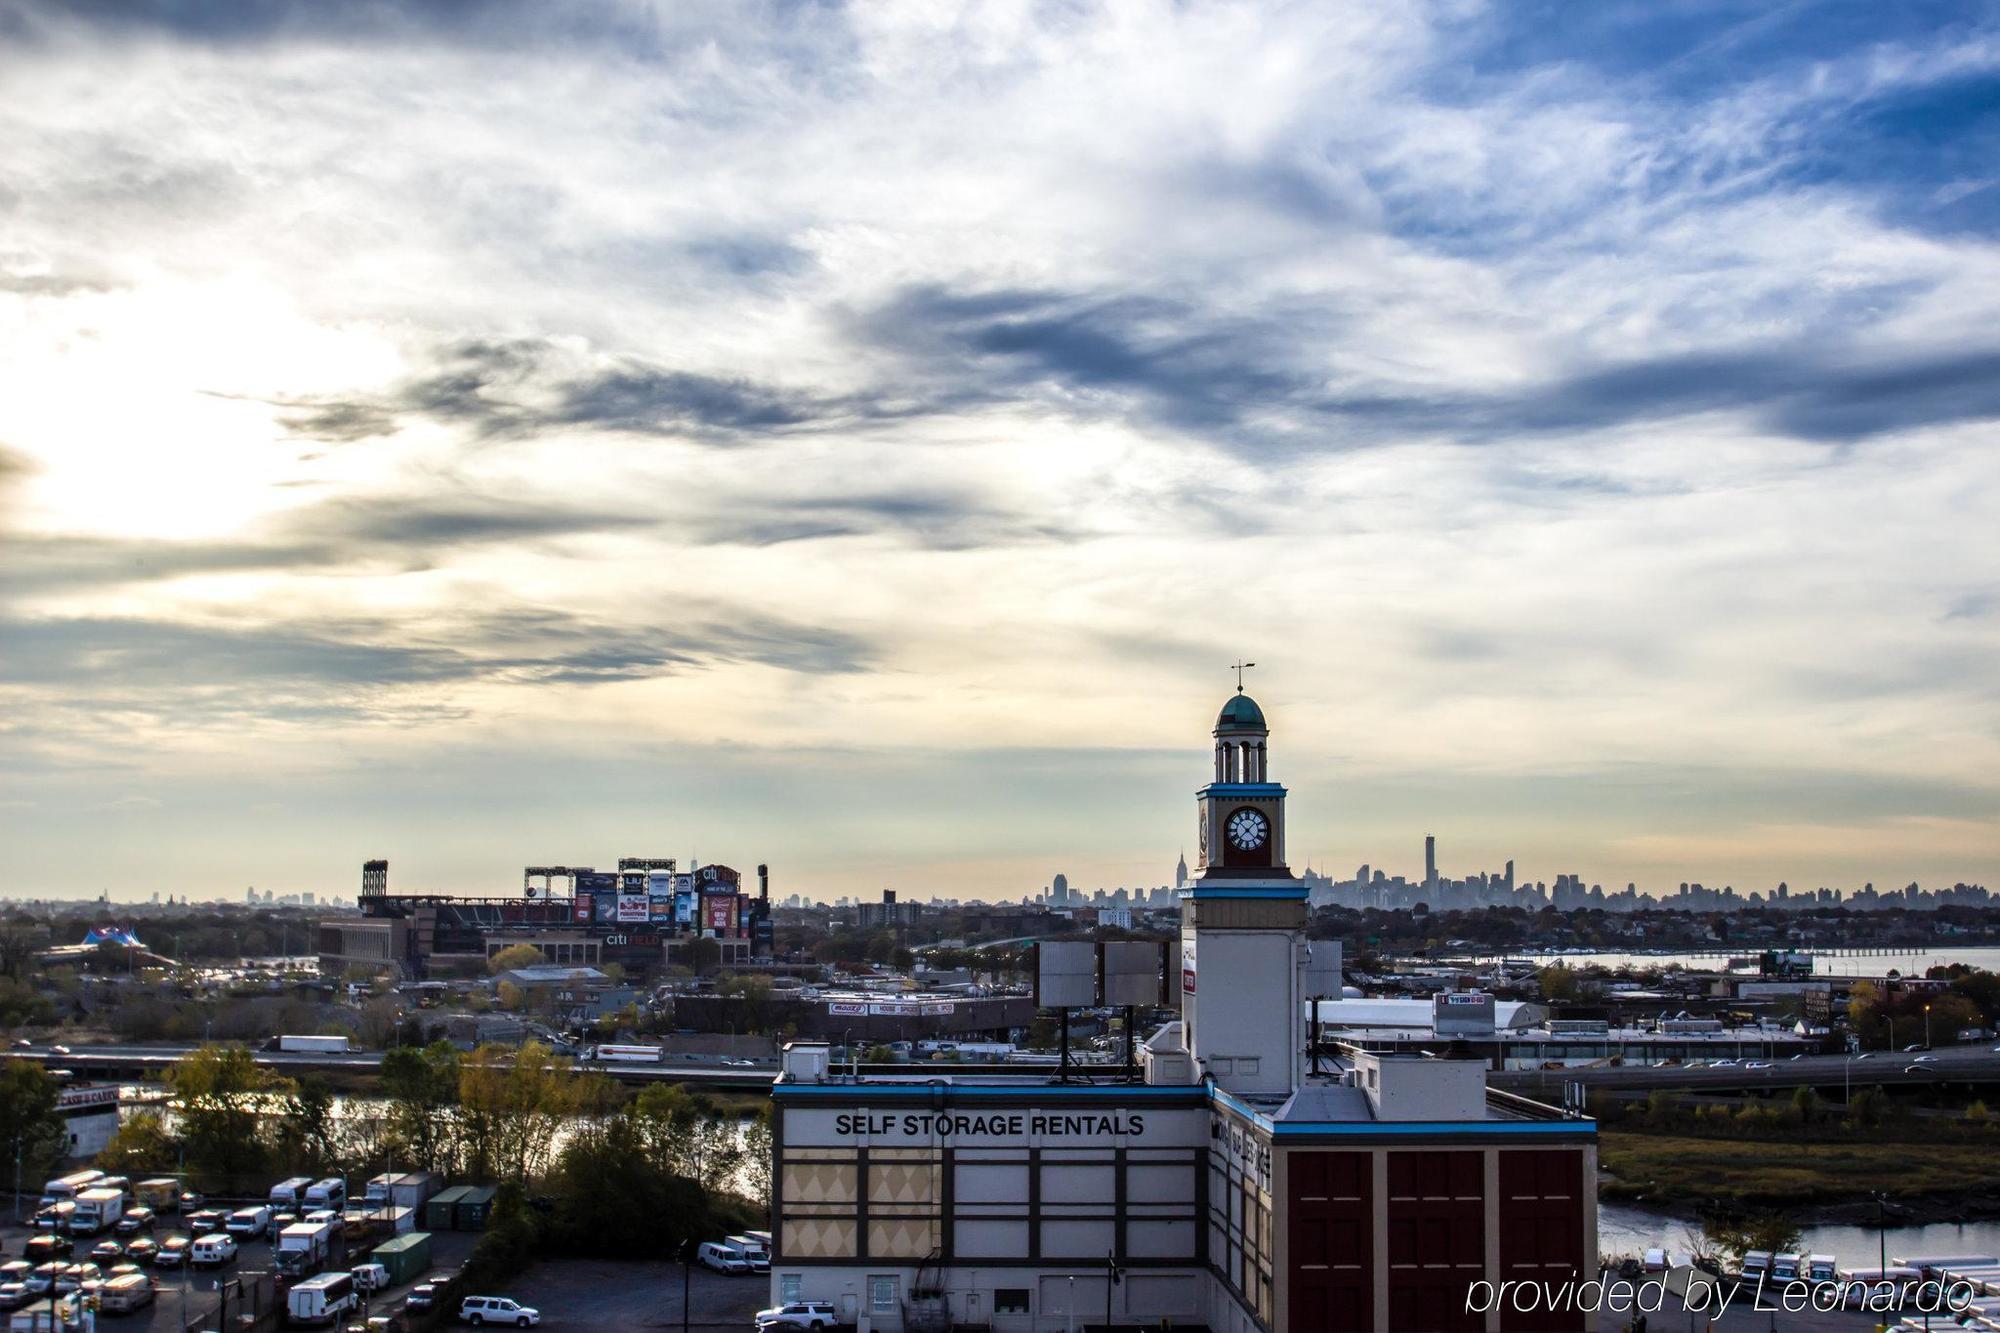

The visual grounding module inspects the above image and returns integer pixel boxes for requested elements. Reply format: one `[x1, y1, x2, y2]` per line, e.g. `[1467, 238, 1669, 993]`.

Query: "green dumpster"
[454, 1184, 499, 1232]
[372, 1230, 432, 1286]
[424, 1185, 472, 1231]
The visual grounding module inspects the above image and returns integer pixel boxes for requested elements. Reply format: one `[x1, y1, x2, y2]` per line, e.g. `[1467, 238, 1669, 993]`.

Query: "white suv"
[756, 1300, 839, 1331]
[460, 1295, 540, 1327]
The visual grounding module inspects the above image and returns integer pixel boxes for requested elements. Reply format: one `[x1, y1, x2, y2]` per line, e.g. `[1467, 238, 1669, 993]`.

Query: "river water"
[1600, 1202, 2000, 1269]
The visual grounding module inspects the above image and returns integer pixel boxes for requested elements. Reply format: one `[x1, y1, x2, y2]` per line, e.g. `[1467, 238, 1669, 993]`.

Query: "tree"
[488, 945, 548, 975]
[1700, 1206, 1802, 1269]
[742, 1105, 774, 1209]
[546, 1112, 715, 1258]
[458, 1042, 588, 1183]
[169, 1045, 286, 1186]
[630, 1085, 743, 1194]
[380, 1042, 461, 1176]
[0, 1060, 68, 1186]
[95, 1111, 179, 1177]
[269, 1078, 342, 1177]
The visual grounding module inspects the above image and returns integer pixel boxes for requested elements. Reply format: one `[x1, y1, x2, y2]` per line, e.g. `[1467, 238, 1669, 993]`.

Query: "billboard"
[698, 864, 740, 887]
[594, 893, 618, 923]
[619, 872, 647, 895]
[646, 872, 676, 896]
[672, 873, 695, 893]
[648, 894, 675, 922]
[675, 891, 697, 924]
[577, 871, 616, 895]
[703, 894, 735, 933]
[616, 896, 650, 924]
[828, 1001, 868, 1016]
[572, 894, 593, 923]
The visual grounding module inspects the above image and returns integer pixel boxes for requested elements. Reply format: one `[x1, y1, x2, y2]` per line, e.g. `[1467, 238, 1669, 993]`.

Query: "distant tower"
[1175, 851, 1188, 889]
[1424, 835, 1437, 891]
[1052, 872, 1069, 905]
[361, 860, 388, 898]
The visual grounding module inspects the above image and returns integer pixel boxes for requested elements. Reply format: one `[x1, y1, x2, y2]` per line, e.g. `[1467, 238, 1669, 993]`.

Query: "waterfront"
[1602, 1201, 2000, 1269]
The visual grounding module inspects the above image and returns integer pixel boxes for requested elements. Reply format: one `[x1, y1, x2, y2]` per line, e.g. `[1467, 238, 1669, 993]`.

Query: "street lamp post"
[1925, 1003, 1932, 1050]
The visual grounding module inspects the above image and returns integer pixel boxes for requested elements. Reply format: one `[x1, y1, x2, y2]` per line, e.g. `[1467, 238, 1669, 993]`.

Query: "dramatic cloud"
[1, 1, 1996, 900]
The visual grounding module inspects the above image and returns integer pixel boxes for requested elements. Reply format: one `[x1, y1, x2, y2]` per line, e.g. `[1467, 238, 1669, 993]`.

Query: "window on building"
[779, 1275, 801, 1303]
[1239, 1057, 1259, 1076]
[994, 1289, 1030, 1314]
[870, 1276, 896, 1313]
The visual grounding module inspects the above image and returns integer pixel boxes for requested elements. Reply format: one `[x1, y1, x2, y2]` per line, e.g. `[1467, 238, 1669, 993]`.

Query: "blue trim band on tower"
[1194, 783, 1287, 797]
[1179, 886, 1307, 900]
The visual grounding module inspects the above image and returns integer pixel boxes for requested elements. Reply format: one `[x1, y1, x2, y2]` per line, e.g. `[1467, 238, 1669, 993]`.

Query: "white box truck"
[590, 1043, 663, 1063]
[363, 1171, 442, 1211]
[275, 1035, 352, 1054]
[274, 1220, 334, 1279]
[69, 1188, 123, 1236]
[286, 1272, 358, 1327]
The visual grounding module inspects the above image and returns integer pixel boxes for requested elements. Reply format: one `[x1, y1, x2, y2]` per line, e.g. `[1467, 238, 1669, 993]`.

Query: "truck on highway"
[274, 1219, 335, 1279]
[589, 1044, 664, 1063]
[68, 1189, 124, 1237]
[272, 1035, 352, 1054]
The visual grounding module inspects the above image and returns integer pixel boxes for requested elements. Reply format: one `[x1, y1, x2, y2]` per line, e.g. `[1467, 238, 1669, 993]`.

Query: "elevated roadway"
[10, 1044, 780, 1091]
[1494, 1045, 2000, 1096]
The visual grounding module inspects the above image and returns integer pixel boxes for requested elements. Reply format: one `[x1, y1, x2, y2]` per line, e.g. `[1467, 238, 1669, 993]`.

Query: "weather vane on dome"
[1231, 660, 1256, 693]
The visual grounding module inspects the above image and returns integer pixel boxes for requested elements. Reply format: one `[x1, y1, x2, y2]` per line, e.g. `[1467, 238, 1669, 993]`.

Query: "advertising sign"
[594, 893, 618, 923]
[572, 893, 593, 923]
[577, 871, 615, 895]
[646, 872, 676, 896]
[648, 894, 675, 922]
[868, 1000, 916, 1016]
[1181, 938, 1197, 995]
[616, 896, 649, 923]
[619, 872, 647, 895]
[703, 894, 735, 933]
[827, 1001, 868, 1015]
[672, 873, 695, 893]
[675, 891, 697, 924]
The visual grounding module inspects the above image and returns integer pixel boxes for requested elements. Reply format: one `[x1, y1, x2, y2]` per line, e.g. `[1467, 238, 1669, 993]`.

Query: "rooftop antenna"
[1231, 660, 1256, 693]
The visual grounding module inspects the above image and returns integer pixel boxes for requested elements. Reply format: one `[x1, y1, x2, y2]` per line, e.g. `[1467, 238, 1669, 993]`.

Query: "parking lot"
[0, 1213, 477, 1332]
[505, 1258, 767, 1331]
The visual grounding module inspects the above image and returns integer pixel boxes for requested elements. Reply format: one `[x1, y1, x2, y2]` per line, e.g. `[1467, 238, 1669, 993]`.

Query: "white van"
[224, 1205, 271, 1240]
[726, 1235, 771, 1272]
[286, 1271, 358, 1327]
[698, 1241, 751, 1274]
[350, 1263, 389, 1295]
[100, 1272, 156, 1314]
[269, 1177, 313, 1209]
[190, 1234, 237, 1269]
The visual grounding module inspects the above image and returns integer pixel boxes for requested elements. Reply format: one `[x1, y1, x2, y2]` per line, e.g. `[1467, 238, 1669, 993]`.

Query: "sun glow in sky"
[2, 1, 1997, 902]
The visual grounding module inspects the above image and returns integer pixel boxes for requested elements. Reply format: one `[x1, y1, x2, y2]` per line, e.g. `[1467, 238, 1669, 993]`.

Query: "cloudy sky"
[3, 1, 1997, 904]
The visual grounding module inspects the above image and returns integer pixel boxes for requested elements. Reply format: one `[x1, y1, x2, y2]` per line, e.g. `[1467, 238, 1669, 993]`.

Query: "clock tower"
[1194, 690, 1291, 880]
[1178, 685, 1331, 1098]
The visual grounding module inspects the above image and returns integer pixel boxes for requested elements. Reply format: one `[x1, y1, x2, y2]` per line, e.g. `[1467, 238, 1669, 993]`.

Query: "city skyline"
[3, 3, 1998, 902]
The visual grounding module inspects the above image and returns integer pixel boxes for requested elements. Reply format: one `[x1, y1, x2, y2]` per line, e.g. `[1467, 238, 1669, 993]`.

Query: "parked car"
[185, 1209, 228, 1235]
[115, 1206, 156, 1234]
[403, 1282, 443, 1314]
[0, 1282, 31, 1311]
[459, 1295, 540, 1326]
[123, 1238, 159, 1265]
[0, 1265, 29, 1290]
[756, 1301, 840, 1331]
[153, 1236, 192, 1268]
[23, 1236, 71, 1263]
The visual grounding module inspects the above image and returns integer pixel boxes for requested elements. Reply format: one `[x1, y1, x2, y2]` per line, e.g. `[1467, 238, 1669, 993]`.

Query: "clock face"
[1226, 807, 1269, 852]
